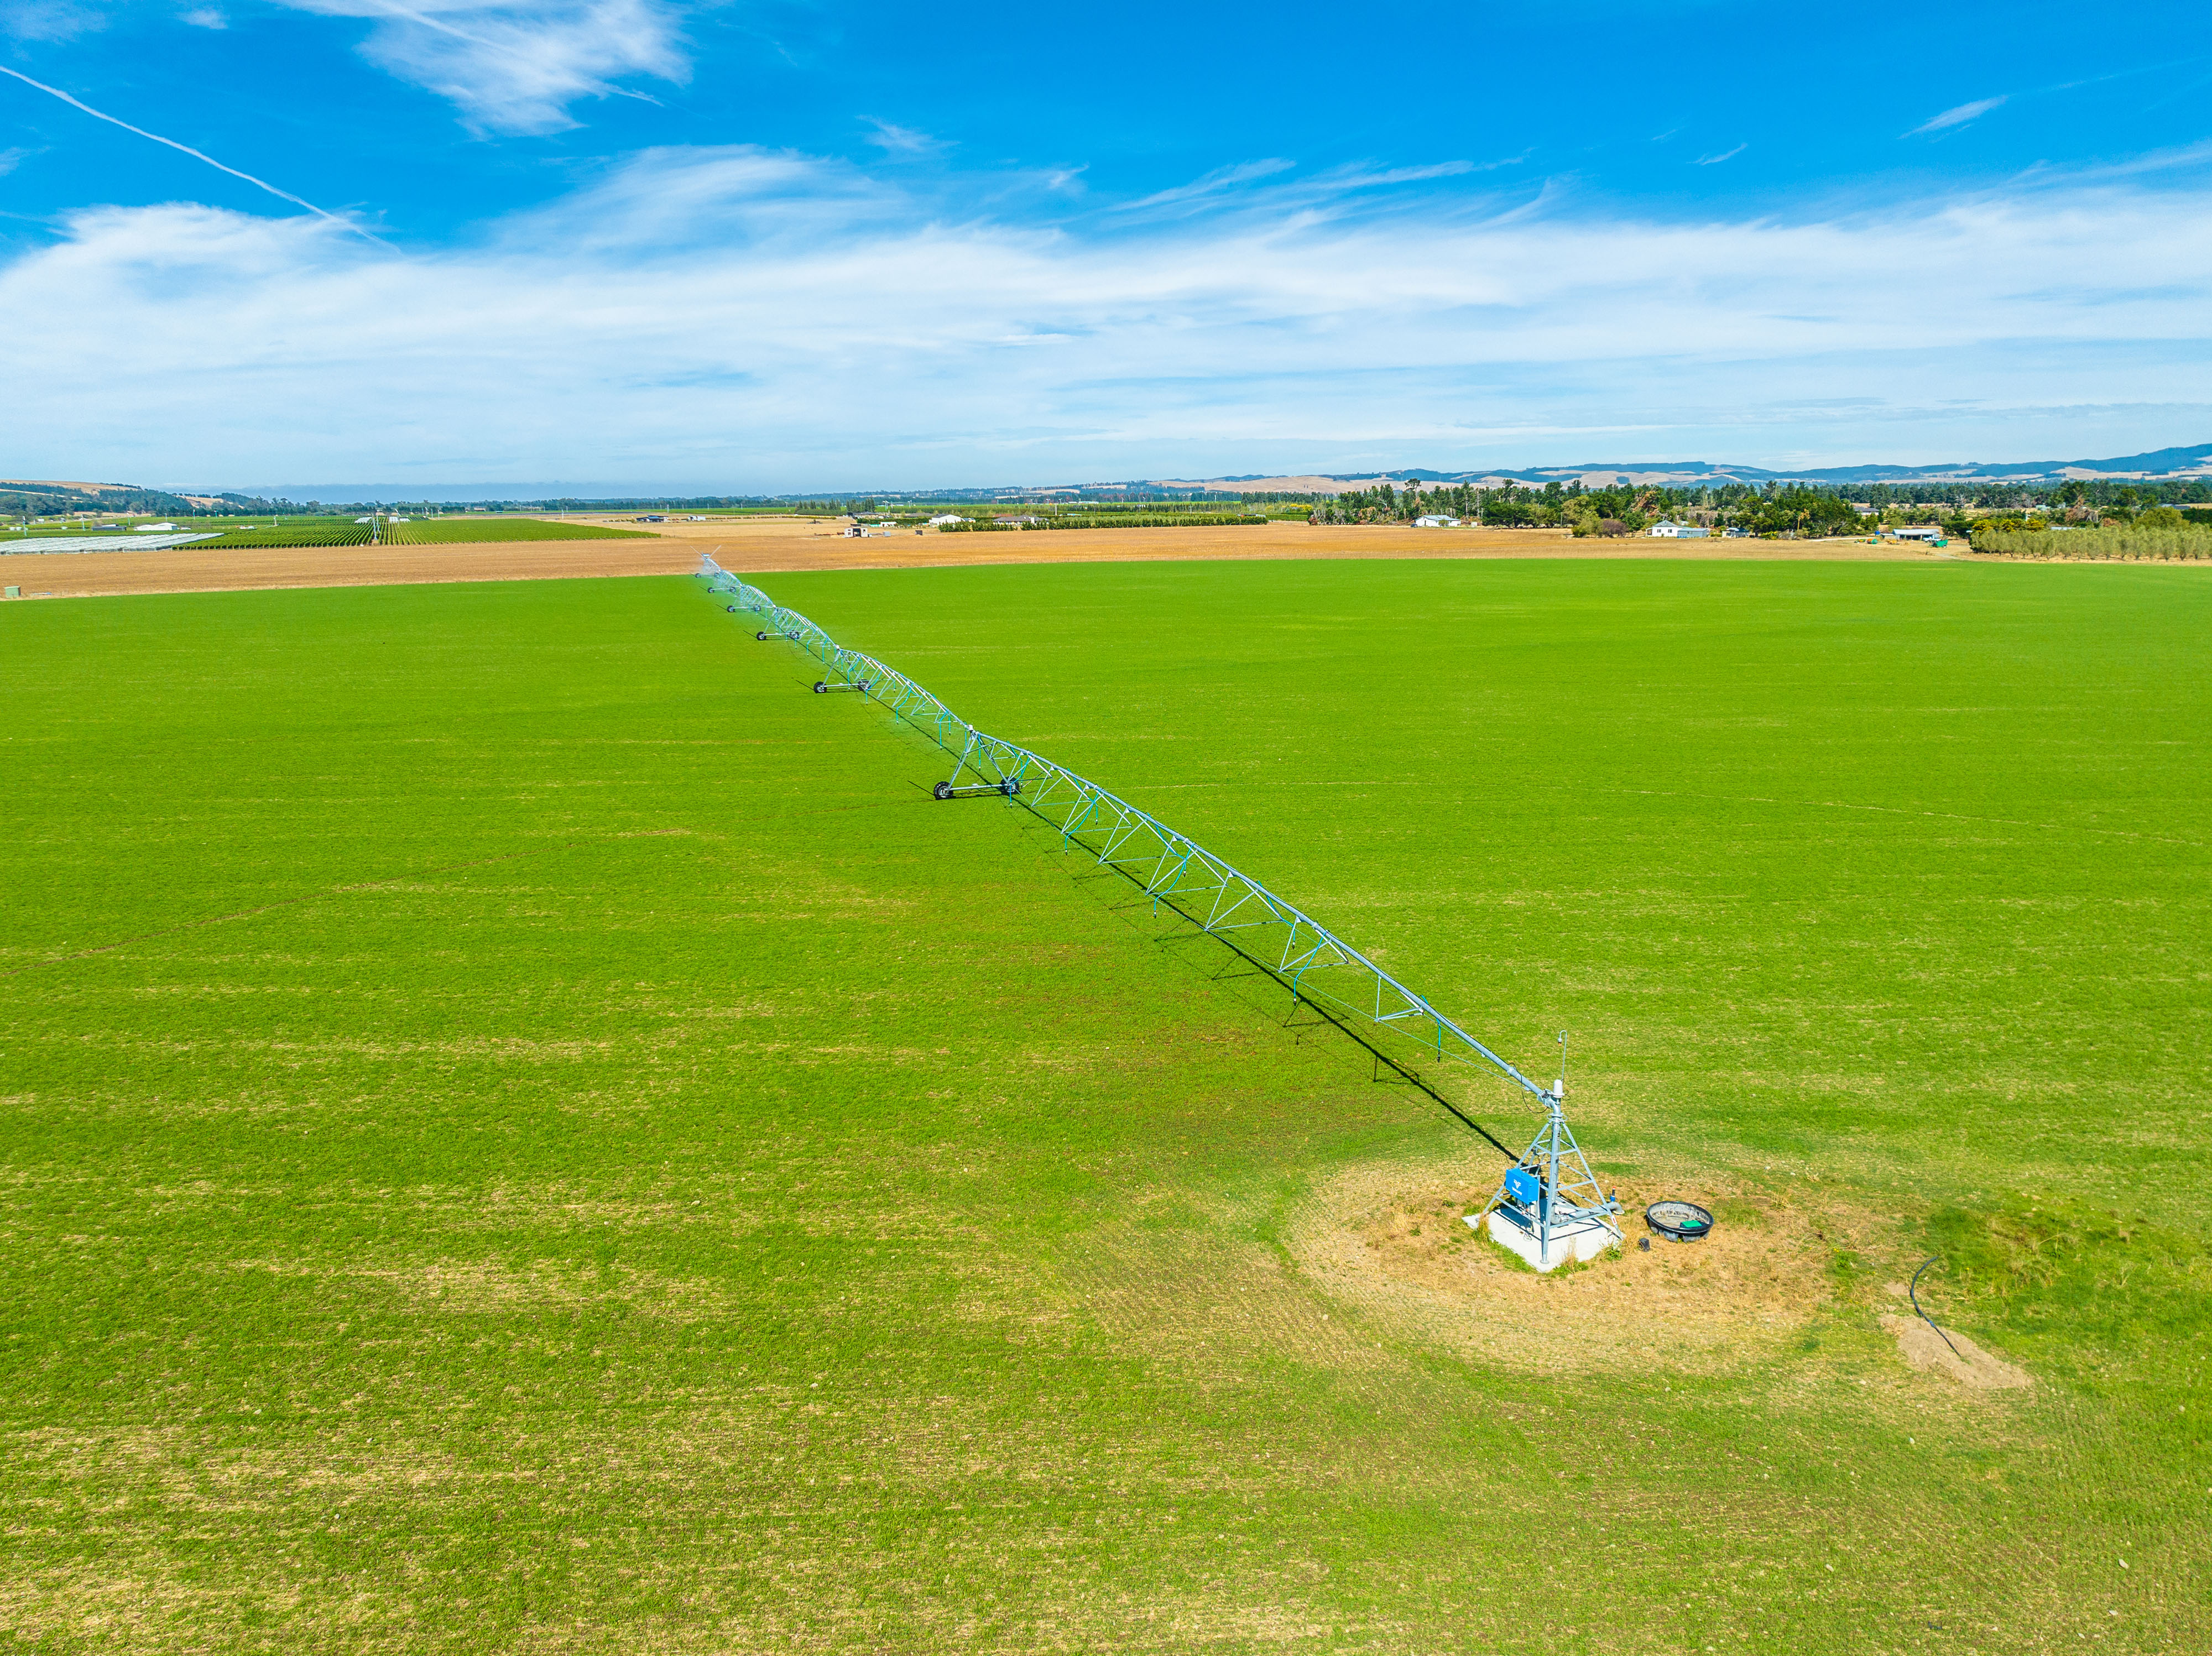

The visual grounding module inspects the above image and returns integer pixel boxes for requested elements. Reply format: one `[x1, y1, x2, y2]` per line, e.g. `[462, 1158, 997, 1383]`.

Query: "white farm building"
[1647, 519, 1709, 539]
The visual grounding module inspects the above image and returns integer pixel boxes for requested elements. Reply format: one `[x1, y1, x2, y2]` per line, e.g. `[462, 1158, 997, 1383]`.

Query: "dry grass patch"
[1283, 1154, 1921, 1375]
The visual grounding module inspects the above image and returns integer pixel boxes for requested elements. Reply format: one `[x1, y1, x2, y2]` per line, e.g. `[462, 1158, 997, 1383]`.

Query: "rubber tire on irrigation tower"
[1646, 1200, 1715, 1241]
[725, 605, 738, 613]
[932, 781, 954, 801]
[1001, 778, 1022, 797]
[813, 682, 828, 693]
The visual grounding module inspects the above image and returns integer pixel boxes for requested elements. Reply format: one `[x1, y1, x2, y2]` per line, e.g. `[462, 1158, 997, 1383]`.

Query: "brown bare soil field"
[0, 537, 701, 600]
[3, 516, 1931, 600]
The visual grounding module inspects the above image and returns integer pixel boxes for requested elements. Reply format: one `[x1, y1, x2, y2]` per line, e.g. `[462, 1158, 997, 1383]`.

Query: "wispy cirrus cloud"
[0, 1, 107, 41]
[862, 119, 950, 158]
[1696, 143, 1746, 165]
[0, 62, 389, 243]
[272, 0, 690, 134]
[1112, 156, 1520, 225]
[2010, 137, 2212, 186]
[1318, 160, 1479, 187]
[179, 7, 229, 27]
[1908, 95, 2006, 136]
[1114, 158, 1296, 213]
[2, 145, 2208, 485]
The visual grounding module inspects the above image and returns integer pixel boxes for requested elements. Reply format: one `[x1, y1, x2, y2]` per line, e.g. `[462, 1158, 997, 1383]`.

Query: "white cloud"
[0, 147, 31, 176]
[0, 62, 388, 244]
[1908, 96, 2006, 137]
[1695, 143, 1746, 165]
[180, 7, 228, 27]
[1313, 160, 1478, 189]
[1115, 158, 1296, 213]
[1, 1, 107, 41]
[863, 119, 948, 158]
[2, 146, 2209, 486]
[1113, 157, 1509, 225]
[272, 0, 689, 134]
[2010, 138, 2212, 186]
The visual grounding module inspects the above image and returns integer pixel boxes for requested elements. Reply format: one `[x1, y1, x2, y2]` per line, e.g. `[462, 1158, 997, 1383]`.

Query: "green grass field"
[3, 560, 2205, 1652]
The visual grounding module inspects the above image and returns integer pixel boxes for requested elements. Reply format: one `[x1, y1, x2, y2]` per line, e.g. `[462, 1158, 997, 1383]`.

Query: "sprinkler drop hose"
[1910, 1256, 1963, 1359]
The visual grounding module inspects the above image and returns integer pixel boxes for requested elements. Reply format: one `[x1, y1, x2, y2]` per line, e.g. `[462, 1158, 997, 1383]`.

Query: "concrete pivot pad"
[1473, 1211, 1615, 1272]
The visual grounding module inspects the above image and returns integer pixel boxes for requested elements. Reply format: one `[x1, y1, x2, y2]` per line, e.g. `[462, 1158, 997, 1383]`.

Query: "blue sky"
[3, 1, 2209, 491]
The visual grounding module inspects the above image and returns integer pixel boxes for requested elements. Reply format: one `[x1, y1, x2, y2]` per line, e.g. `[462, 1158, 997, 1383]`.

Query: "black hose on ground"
[1910, 1256, 1964, 1358]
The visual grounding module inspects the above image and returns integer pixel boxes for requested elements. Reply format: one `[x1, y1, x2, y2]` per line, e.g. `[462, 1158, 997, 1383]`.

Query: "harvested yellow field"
[3, 515, 1929, 600]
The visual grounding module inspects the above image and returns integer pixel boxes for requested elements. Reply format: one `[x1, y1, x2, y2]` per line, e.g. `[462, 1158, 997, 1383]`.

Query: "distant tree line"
[1861, 478, 2211, 509]
[941, 513, 1266, 532]
[1970, 519, 2211, 560]
[1299, 474, 2212, 537]
[12, 473, 2208, 529]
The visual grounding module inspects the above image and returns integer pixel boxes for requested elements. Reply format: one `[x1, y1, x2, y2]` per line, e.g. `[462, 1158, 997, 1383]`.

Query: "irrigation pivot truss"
[698, 556, 1575, 1131]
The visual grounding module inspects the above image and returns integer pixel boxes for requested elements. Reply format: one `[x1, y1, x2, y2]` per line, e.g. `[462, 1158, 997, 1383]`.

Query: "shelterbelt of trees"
[1308, 480, 1863, 535]
[1301, 477, 2212, 538]
[1968, 517, 2212, 559]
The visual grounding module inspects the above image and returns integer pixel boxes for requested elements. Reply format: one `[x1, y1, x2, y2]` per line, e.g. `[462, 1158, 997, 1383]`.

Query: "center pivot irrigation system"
[701, 556, 1623, 1268]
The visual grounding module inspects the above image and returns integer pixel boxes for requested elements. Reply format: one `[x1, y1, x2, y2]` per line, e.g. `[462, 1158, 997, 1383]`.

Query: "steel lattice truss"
[1486, 1092, 1625, 1254]
[701, 556, 1559, 1109]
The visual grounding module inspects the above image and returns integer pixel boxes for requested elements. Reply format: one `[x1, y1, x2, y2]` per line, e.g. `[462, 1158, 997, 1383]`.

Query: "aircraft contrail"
[0, 62, 392, 248]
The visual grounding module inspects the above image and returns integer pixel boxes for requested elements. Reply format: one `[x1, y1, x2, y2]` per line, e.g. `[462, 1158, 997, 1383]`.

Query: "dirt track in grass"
[4, 516, 1936, 599]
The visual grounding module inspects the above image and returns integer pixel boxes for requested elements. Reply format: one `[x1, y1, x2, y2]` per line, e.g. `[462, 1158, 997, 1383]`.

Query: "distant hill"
[1, 477, 308, 518]
[25, 441, 2210, 513]
[1156, 443, 2212, 492]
